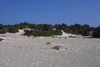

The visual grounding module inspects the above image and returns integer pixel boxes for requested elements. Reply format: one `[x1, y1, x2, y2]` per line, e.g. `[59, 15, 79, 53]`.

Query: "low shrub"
[92, 31, 100, 38]
[24, 30, 35, 36]
[0, 29, 6, 34]
[34, 31, 54, 36]
[92, 26, 100, 38]
[9, 27, 19, 33]
[51, 30, 62, 35]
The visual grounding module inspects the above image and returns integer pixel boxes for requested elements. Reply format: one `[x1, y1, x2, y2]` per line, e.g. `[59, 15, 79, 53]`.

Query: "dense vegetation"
[51, 30, 62, 35]
[0, 24, 19, 33]
[0, 22, 100, 38]
[24, 30, 35, 36]
[34, 31, 54, 36]
[92, 26, 100, 38]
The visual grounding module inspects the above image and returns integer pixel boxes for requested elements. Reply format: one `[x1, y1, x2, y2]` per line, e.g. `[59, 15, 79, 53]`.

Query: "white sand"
[0, 30, 100, 67]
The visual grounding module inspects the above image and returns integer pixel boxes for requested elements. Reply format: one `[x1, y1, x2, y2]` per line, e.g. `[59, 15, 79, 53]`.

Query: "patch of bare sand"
[0, 29, 100, 67]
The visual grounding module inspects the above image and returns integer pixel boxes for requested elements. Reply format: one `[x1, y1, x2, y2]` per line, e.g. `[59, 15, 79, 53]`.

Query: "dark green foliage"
[24, 22, 29, 28]
[90, 27, 95, 31]
[9, 26, 19, 33]
[36, 24, 43, 31]
[34, 31, 54, 36]
[70, 25, 79, 34]
[54, 24, 61, 29]
[54, 23, 68, 30]
[42, 24, 53, 31]
[81, 24, 90, 36]
[29, 24, 36, 29]
[24, 30, 35, 36]
[19, 22, 24, 29]
[19, 22, 29, 29]
[92, 26, 100, 38]
[4, 25, 11, 32]
[51, 30, 62, 35]
[0, 24, 4, 29]
[0, 22, 100, 38]
[69, 24, 91, 35]
[42, 24, 49, 31]
[3, 25, 19, 33]
[0, 29, 6, 34]
[0, 24, 6, 34]
[92, 31, 99, 38]
[13, 24, 20, 29]
[63, 27, 72, 33]
[54, 23, 73, 34]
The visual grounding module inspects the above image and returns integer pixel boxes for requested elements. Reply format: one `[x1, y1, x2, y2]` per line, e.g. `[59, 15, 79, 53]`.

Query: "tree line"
[0, 22, 100, 37]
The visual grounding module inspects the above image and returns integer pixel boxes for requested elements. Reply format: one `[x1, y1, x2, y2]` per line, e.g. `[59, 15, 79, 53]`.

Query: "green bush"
[92, 31, 99, 38]
[24, 30, 35, 36]
[0, 29, 6, 34]
[92, 26, 100, 38]
[9, 27, 19, 33]
[51, 30, 62, 35]
[34, 31, 54, 36]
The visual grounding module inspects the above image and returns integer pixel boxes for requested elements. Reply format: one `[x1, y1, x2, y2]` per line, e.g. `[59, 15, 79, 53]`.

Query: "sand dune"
[0, 30, 100, 67]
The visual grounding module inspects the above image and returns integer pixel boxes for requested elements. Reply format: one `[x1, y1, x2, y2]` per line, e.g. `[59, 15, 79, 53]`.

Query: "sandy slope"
[0, 30, 100, 67]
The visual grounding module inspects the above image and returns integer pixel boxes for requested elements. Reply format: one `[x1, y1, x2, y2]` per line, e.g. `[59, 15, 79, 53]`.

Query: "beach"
[0, 30, 100, 67]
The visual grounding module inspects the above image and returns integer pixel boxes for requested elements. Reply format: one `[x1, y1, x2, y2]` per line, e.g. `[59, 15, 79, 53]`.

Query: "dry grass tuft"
[58, 37, 62, 39]
[0, 38, 3, 41]
[52, 46, 63, 50]
[46, 42, 51, 45]
[52, 36, 56, 38]
[64, 37, 67, 39]
[1, 35, 6, 37]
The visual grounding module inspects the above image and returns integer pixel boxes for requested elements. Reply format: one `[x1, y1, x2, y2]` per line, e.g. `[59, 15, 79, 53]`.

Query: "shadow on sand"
[83, 36, 100, 39]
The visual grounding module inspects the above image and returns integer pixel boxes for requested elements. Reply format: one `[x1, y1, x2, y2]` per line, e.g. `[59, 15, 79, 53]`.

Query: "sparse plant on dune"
[58, 37, 62, 39]
[46, 42, 51, 45]
[64, 37, 67, 39]
[0, 38, 3, 41]
[1, 35, 6, 37]
[24, 30, 35, 36]
[52, 36, 55, 38]
[52, 46, 63, 50]
[52, 36, 57, 38]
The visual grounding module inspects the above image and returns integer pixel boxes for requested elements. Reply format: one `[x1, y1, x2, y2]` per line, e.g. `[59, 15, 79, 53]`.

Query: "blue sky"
[0, 0, 100, 27]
